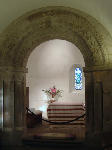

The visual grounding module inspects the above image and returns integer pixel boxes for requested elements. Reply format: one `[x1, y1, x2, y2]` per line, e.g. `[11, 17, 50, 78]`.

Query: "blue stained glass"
[75, 67, 82, 90]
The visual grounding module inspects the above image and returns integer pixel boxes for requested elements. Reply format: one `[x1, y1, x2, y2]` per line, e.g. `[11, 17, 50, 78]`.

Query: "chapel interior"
[25, 39, 85, 141]
[0, 1, 112, 150]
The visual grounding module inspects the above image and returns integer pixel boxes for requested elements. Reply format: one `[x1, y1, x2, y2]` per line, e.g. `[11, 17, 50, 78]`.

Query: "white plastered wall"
[26, 39, 85, 118]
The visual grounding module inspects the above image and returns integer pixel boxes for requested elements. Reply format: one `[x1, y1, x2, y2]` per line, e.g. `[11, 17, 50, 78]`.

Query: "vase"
[47, 95, 55, 104]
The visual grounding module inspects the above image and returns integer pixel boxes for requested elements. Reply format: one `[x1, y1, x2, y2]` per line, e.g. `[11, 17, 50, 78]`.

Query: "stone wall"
[0, 6, 112, 147]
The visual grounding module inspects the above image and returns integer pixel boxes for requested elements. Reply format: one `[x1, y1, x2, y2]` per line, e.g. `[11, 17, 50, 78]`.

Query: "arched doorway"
[0, 6, 112, 146]
[26, 39, 85, 140]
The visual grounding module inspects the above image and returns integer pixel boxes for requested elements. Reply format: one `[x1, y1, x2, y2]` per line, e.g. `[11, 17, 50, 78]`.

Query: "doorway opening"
[25, 39, 85, 142]
[0, 6, 110, 147]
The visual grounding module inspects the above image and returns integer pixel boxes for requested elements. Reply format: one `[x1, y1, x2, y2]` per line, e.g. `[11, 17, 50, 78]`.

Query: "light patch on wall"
[38, 105, 48, 118]
[39, 105, 47, 112]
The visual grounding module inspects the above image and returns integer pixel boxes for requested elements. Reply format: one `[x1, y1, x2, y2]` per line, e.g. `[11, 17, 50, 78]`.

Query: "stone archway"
[0, 6, 112, 146]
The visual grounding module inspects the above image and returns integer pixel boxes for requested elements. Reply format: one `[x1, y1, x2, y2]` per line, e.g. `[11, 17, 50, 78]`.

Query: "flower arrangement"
[42, 86, 63, 104]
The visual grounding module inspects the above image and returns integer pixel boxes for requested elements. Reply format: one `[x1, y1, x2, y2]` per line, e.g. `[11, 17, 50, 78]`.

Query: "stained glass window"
[75, 67, 82, 90]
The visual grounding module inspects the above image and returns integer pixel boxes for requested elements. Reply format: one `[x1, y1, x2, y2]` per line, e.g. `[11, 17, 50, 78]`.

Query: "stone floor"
[23, 120, 85, 141]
